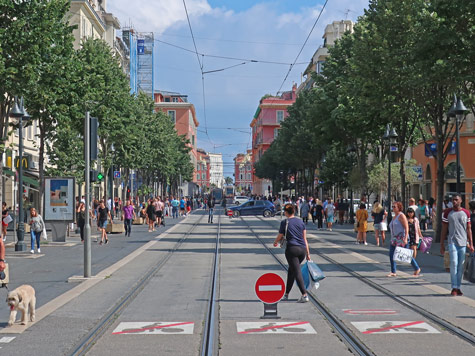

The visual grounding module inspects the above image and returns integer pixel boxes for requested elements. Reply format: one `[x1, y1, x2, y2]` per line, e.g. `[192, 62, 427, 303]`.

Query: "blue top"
[179, 199, 185, 208]
[279, 217, 306, 248]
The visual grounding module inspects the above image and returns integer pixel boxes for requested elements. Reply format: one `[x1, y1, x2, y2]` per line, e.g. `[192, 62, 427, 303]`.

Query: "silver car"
[234, 196, 250, 205]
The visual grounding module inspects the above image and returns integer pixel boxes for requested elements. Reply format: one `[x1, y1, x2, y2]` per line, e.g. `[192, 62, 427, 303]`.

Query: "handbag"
[393, 246, 414, 263]
[307, 260, 325, 282]
[280, 219, 288, 248]
[418, 236, 432, 253]
[390, 233, 406, 247]
[463, 253, 475, 283]
[379, 221, 387, 231]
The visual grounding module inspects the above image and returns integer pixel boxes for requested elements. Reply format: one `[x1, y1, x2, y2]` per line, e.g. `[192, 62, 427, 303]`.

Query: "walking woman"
[388, 201, 420, 277]
[146, 199, 156, 232]
[2, 202, 10, 242]
[76, 202, 86, 243]
[356, 203, 368, 245]
[273, 204, 311, 303]
[29, 208, 45, 254]
[406, 207, 422, 276]
[371, 202, 387, 246]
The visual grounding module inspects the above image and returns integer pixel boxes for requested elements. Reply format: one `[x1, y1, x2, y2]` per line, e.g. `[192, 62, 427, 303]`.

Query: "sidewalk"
[0, 213, 191, 323]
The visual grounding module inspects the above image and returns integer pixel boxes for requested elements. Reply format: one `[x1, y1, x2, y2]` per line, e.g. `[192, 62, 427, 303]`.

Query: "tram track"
[67, 211, 221, 356]
[241, 216, 375, 356]
[256, 216, 475, 347]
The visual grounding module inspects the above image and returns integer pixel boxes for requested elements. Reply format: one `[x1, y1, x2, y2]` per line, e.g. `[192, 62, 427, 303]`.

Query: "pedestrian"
[406, 207, 422, 276]
[146, 199, 156, 232]
[325, 199, 335, 231]
[273, 203, 311, 303]
[76, 202, 86, 243]
[356, 203, 368, 245]
[440, 194, 474, 296]
[155, 197, 164, 228]
[418, 200, 429, 232]
[0, 225, 5, 274]
[315, 200, 324, 230]
[408, 198, 419, 217]
[338, 198, 345, 225]
[300, 198, 310, 224]
[221, 196, 227, 214]
[371, 202, 387, 246]
[387, 201, 421, 277]
[29, 207, 45, 254]
[2, 202, 10, 242]
[208, 197, 215, 223]
[122, 200, 136, 237]
[171, 196, 179, 218]
[186, 197, 192, 215]
[179, 197, 186, 217]
[97, 200, 112, 245]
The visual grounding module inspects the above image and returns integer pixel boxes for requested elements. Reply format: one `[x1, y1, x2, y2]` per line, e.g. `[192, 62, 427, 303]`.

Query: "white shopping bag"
[393, 246, 413, 263]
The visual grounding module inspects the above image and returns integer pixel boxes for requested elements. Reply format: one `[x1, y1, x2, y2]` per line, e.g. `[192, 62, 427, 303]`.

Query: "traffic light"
[90, 117, 99, 160]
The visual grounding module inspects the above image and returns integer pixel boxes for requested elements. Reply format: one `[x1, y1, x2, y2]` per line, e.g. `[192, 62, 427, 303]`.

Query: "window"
[27, 122, 33, 140]
[240, 174, 243, 180]
[192, 135, 195, 146]
[172, 97, 179, 102]
[197, 173, 200, 180]
[256, 201, 264, 206]
[276, 110, 284, 123]
[317, 61, 325, 74]
[274, 128, 279, 139]
[247, 173, 251, 180]
[165, 97, 170, 102]
[167, 110, 176, 124]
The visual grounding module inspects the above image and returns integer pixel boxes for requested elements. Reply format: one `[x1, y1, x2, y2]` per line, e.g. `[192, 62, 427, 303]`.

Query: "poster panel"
[44, 177, 75, 221]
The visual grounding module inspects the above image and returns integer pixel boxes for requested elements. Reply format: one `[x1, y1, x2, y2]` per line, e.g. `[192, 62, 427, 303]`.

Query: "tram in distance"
[224, 185, 235, 203]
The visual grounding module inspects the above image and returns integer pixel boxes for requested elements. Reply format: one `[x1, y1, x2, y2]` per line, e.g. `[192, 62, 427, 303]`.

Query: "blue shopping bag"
[307, 260, 325, 282]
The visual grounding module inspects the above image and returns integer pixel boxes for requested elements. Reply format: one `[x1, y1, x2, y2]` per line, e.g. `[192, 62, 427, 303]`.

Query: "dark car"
[228, 200, 275, 218]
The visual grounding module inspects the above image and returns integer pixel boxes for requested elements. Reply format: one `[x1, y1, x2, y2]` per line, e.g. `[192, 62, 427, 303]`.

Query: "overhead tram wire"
[182, 0, 212, 145]
[154, 38, 308, 66]
[276, 0, 330, 96]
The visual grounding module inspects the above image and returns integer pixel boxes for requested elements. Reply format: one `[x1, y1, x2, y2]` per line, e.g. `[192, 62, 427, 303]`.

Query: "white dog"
[6, 284, 36, 326]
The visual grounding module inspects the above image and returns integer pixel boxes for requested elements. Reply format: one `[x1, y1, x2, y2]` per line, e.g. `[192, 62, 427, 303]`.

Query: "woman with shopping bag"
[387, 202, 420, 277]
[273, 203, 311, 303]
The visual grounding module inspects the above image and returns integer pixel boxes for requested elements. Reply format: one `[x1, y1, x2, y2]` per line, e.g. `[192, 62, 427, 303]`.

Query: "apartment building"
[233, 150, 253, 194]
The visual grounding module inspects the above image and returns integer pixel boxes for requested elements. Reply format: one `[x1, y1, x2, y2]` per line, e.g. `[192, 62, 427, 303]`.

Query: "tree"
[224, 177, 233, 185]
[0, 0, 74, 204]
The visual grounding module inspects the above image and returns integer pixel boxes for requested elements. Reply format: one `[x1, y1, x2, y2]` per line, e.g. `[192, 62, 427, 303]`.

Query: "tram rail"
[256, 216, 475, 347]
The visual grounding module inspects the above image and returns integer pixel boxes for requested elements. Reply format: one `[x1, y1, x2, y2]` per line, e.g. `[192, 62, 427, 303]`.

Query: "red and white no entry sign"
[255, 273, 285, 304]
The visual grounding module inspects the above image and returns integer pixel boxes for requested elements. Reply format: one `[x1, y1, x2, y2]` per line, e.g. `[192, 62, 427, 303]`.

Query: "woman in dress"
[356, 203, 368, 245]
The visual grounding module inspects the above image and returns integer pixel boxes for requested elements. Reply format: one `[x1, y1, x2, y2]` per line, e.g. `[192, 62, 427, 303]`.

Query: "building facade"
[196, 148, 210, 192]
[154, 91, 199, 190]
[297, 20, 354, 94]
[208, 153, 224, 188]
[250, 85, 297, 195]
[411, 114, 475, 208]
[233, 150, 253, 194]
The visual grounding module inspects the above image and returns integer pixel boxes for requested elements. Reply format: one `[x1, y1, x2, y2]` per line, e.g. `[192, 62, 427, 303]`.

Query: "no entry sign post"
[255, 273, 285, 319]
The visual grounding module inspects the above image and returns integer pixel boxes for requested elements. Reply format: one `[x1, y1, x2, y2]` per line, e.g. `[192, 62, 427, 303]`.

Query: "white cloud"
[106, 0, 370, 170]
[108, 0, 213, 33]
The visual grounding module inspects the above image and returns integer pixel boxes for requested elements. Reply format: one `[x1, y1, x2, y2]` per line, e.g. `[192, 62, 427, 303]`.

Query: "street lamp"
[447, 95, 467, 196]
[383, 125, 398, 224]
[9, 97, 31, 252]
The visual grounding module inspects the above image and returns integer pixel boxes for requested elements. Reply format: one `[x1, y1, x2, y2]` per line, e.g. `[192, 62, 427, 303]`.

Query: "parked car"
[234, 196, 250, 205]
[228, 200, 275, 218]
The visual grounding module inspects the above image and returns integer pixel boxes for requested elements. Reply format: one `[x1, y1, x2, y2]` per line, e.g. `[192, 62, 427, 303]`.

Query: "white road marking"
[258, 285, 283, 292]
[112, 321, 194, 335]
[237, 321, 316, 334]
[0, 337, 15, 343]
[352, 321, 440, 334]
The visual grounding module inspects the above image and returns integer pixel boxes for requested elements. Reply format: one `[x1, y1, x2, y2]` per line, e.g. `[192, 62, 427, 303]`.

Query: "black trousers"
[124, 218, 132, 236]
[317, 215, 323, 229]
[285, 245, 307, 295]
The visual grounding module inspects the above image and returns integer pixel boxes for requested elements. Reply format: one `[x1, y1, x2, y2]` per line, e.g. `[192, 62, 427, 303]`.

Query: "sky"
[108, 0, 370, 178]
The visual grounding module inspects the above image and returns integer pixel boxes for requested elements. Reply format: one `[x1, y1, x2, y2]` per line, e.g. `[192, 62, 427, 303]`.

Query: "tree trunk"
[400, 153, 407, 209]
[39, 123, 45, 216]
[435, 136, 445, 243]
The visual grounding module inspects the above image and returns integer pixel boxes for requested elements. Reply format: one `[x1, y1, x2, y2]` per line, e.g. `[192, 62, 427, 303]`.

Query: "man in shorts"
[154, 197, 164, 227]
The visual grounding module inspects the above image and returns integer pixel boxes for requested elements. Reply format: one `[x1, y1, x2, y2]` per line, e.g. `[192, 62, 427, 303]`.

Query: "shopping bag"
[301, 262, 319, 291]
[393, 246, 413, 263]
[42, 225, 47, 240]
[419, 236, 433, 253]
[3, 215, 12, 224]
[307, 260, 325, 282]
[464, 253, 475, 283]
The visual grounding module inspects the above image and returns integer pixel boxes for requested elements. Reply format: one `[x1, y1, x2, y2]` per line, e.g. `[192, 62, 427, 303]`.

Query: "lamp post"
[9, 97, 31, 252]
[383, 125, 398, 224]
[447, 95, 467, 196]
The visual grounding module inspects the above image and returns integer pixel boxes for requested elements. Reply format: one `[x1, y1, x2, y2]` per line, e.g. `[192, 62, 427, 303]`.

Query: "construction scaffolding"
[137, 32, 154, 97]
[121, 28, 154, 97]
